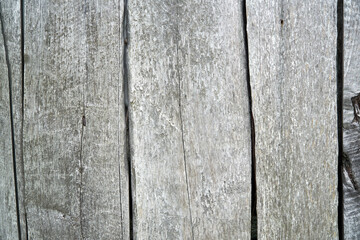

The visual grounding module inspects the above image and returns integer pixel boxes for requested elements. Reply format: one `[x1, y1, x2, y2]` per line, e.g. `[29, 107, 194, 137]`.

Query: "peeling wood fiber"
[247, 1, 339, 239]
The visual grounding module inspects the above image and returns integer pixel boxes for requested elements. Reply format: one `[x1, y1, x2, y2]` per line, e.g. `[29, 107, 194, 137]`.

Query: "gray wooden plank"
[178, 0, 252, 238]
[0, 1, 27, 238]
[0, 7, 19, 239]
[24, 0, 127, 239]
[80, 1, 128, 239]
[343, 0, 360, 238]
[247, 1, 338, 239]
[128, 0, 251, 238]
[128, 1, 193, 238]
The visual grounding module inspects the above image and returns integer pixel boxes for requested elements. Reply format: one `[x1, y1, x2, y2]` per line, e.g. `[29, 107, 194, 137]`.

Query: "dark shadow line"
[122, 0, 133, 238]
[241, 1, 257, 239]
[337, 0, 344, 239]
[20, 0, 29, 238]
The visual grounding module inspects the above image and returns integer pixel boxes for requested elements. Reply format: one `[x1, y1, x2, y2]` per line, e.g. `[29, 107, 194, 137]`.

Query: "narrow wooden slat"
[178, 0, 252, 238]
[77, 1, 128, 239]
[343, 0, 360, 238]
[247, 1, 338, 239]
[24, 0, 127, 238]
[0, 8, 19, 239]
[0, 1, 27, 238]
[128, 1, 192, 238]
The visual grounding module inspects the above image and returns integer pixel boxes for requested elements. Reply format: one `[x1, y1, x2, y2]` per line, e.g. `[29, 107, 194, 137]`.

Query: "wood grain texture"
[178, 0, 251, 238]
[24, 0, 127, 239]
[0, 8, 19, 239]
[247, 1, 338, 239]
[128, 1, 192, 238]
[0, 1, 27, 238]
[128, 0, 251, 238]
[343, 0, 360, 238]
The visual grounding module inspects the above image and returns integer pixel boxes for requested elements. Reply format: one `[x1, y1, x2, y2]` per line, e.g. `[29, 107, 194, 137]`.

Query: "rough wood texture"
[0, 8, 19, 239]
[343, 0, 360, 238]
[0, 1, 27, 239]
[178, 0, 251, 238]
[247, 1, 338, 239]
[128, 1, 193, 238]
[24, 0, 127, 239]
[128, 0, 251, 238]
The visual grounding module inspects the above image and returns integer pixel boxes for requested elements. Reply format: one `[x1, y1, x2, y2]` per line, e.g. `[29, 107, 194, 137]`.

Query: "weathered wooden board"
[247, 1, 338, 239]
[343, 0, 360, 238]
[0, 8, 19, 239]
[128, 0, 251, 238]
[128, 1, 193, 238]
[24, 0, 127, 239]
[0, 1, 27, 239]
[178, 0, 252, 238]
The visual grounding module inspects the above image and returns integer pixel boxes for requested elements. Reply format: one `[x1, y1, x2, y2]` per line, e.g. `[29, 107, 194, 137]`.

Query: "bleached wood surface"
[178, 0, 251, 238]
[128, 0, 251, 238]
[23, 1, 127, 239]
[0, 8, 19, 239]
[247, 1, 338, 239]
[0, 0, 351, 239]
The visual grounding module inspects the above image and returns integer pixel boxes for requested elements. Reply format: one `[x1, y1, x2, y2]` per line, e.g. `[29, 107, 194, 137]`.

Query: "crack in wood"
[242, 1, 257, 239]
[175, 2, 194, 240]
[20, 0, 28, 238]
[122, 0, 133, 238]
[337, 0, 344, 238]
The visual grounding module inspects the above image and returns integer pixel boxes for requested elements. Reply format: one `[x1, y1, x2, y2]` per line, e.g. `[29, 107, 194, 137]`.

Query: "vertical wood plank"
[178, 0, 252, 238]
[78, 1, 128, 239]
[128, 0, 251, 238]
[0, 1, 27, 238]
[24, 0, 127, 239]
[128, 1, 192, 238]
[0, 8, 19, 239]
[247, 1, 338, 239]
[343, 0, 360, 238]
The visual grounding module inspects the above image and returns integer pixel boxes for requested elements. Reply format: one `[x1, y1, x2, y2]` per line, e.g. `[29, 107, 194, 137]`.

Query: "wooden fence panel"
[343, 0, 360, 238]
[1, 1, 353, 239]
[247, 1, 338, 239]
[24, 0, 127, 239]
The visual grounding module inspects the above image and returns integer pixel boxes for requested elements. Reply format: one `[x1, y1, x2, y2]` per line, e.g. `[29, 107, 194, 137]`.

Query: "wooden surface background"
[0, 0, 357, 239]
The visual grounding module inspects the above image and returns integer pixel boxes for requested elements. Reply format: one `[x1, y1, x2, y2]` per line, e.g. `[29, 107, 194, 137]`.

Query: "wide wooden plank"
[178, 0, 252, 238]
[247, 1, 338, 239]
[0, 8, 19, 239]
[343, 0, 360, 238]
[128, 1, 251, 238]
[128, 1, 192, 238]
[24, 0, 127, 239]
